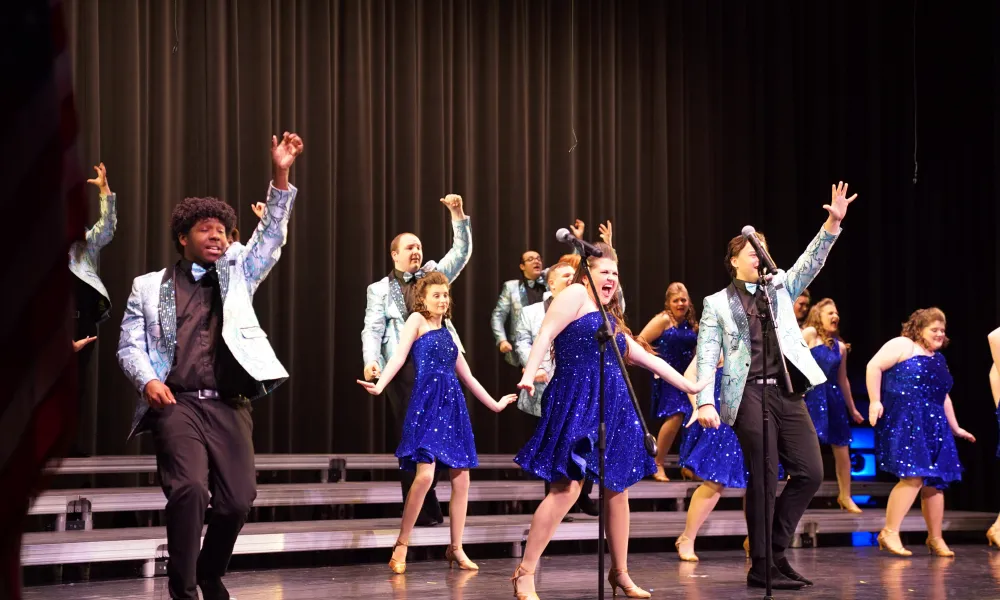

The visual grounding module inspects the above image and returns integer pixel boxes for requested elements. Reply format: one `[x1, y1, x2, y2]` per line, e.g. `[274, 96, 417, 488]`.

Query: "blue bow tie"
[744, 282, 758, 295]
[402, 269, 426, 283]
[191, 263, 216, 282]
[527, 277, 544, 289]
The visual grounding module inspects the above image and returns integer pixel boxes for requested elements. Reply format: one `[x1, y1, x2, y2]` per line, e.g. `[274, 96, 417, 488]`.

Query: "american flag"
[0, 0, 86, 596]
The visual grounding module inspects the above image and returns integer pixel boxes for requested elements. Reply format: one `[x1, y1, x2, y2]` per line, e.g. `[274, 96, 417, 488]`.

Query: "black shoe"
[576, 495, 600, 517]
[746, 567, 806, 590]
[197, 577, 232, 600]
[774, 556, 813, 586]
[415, 515, 439, 527]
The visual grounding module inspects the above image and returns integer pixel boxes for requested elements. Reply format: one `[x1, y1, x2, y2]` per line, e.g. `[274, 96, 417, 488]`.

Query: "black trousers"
[732, 383, 823, 563]
[148, 393, 257, 599]
[384, 358, 443, 522]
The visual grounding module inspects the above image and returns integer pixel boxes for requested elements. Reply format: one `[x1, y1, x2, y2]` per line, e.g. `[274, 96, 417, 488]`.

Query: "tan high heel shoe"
[743, 536, 750, 558]
[607, 568, 651, 598]
[653, 464, 670, 482]
[837, 496, 863, 514]
[445, 545, 480, 570]
[925, 537, 955, 557]
[675, 534, 698, 562]
[511, 563, 539, 600]
[680, 467, 696, 481]
[877, 528, 912, 557]
[988, 524, 1000, 549]
[389, 539, 408, 574]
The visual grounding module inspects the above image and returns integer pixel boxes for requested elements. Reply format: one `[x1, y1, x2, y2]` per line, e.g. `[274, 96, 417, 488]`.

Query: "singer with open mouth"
[693, 182, 857, 590]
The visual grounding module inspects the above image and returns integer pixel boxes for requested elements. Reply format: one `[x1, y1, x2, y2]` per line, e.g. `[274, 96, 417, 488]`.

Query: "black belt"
[174, 389, 251, 407]
[747, 377, 778, 386]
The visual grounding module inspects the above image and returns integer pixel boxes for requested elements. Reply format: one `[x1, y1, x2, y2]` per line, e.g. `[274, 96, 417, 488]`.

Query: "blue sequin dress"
[395, 328, 478, 471]
[679, 370, 748, 488]
[650, 321, 698, 421]
[875, 353, 962, 489]
[804, 340, 853, 446]
[516, 312, 656, 492]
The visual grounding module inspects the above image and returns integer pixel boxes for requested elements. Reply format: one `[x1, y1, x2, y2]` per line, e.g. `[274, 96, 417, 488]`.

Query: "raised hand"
[440, 194, 465, 219]
[363, 361, 382, 382]
[823, 181, 857, 223]
[356, 379, 384, 396]
[598, 220, 613, 247]
[271, 132, 304, 190]
[144, 380, 176, 408]
[72, 336, 97, 352]
[86, 162, 111, 195]
[570, 219, 585, 239]
[251, 202, 266, 219]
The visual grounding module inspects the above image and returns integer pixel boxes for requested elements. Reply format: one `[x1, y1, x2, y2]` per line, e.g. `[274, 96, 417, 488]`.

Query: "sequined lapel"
[388, 274, 409, 319]
[517, 281, 529, 308]
[217, 257, 234, 299]
[158, 268, 178, 368]
[726, 283, 751, 353]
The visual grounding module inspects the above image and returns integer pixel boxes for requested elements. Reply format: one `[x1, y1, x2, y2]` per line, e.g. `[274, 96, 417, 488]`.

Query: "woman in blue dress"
[638, 282, 698, 482]
[987, 327, 1000, 548]
[867, 308, 975, 557]
[358, 272, 517, 574]
[801, 299, 865, 513]
[510, 243, 710, 600]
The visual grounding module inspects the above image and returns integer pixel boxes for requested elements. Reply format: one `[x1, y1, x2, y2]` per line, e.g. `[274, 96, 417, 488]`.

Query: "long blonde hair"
[803, 298, 849, 351]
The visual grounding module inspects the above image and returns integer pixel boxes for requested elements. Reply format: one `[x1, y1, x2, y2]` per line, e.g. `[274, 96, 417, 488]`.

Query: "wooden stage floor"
[23, 545, 1000, 599]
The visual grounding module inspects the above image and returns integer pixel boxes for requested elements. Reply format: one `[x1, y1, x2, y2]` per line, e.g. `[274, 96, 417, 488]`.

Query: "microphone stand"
[755, 268, 794, 600]
[579, 256, 657, 600]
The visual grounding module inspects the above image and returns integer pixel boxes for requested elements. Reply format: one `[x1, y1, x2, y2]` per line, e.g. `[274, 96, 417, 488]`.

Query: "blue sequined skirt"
[875, 397, 962, 489]
[650, 376, 694, 421]
[395, 372, 479, 471]
[679, 420, 748, 488]
[804, 382, 853, 446]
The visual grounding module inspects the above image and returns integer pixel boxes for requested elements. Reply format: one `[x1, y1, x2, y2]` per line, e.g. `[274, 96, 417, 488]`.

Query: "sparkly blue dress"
[395, 328, 478, 471]
[875, 353, 962, 489]
[516, 312, 657, 492]
[804, 340, 853, 446]
[649, 321, 698, 421]
[679, 370, 748, 488]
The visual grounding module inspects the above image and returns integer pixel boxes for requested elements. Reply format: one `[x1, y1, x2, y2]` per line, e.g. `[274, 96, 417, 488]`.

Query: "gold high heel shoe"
[389, 539, 408, 574]
[877, 528, 912, 557]
[743, 536, 750, 558]
[680, 467, 696, 481]
[925, 537, 955, 557]
[445, 545, 480, 570]
[988, 524, 1000, 549]
[653, 464, 670, 482]
[607, 568, 651, 598]
[674, 534, 698, 562]
[837, 496, 863, 514]
[511, 563, 539, 600]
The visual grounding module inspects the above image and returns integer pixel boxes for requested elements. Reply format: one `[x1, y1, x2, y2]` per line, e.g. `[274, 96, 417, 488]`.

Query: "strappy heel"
[389, 539, 408, 574]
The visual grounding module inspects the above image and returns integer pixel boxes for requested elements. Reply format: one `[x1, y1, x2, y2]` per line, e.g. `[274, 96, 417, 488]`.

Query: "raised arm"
[866, 336, 912, 426]
[362, 282, 388, 377]
[694, 299, 723, 409]
[491, 285, 514, 346]
[84, 162, 117, 251]
[358, 313, 423, 395]
[784, 182, 856, 298]
[240, 133, 303, 294]
[516, 284, 588, 390]
[626, 336, 709, 394]
[837, 342, 864, 424]
[455, 353, 516, 412]
[435, 194, 472, 282]
[638, 312, 671, 346]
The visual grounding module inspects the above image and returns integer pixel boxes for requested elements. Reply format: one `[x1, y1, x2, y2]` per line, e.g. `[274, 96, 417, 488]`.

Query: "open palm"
[823, 181, 857, 221]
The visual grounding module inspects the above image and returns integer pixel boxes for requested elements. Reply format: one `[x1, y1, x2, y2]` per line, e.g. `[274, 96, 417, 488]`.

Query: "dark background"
[64, 1, 999, 512]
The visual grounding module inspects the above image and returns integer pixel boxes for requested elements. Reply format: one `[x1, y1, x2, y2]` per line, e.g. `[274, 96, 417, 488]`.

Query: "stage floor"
[23, 545, 1000, 599]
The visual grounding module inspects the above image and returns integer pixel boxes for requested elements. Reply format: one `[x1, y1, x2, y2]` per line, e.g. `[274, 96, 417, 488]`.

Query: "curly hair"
[663, 282, 698, 332]
[571, 242, 650, 356]
[901, 307, 949, 350]
[804, 298, 850, 351]
[170, 196, 237, 254]
[412, 271, 453, 320]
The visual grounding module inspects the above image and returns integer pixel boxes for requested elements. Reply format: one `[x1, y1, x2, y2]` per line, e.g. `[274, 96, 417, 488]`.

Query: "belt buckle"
[198, 389, 220, 400]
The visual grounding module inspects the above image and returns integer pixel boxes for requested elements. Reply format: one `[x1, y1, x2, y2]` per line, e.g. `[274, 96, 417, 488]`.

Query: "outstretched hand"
[823, 181, 857, 223]
[598, 220, 613, 248]
[356, 379, 384, 396]
[493, 393, 518, 412]
[72, 336, 97, 352]
[686, 376, 714, 395]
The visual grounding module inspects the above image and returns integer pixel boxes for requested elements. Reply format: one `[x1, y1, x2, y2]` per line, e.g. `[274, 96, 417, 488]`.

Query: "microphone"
[741, 225, 778, 275]
[556, 227, 604, 258]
